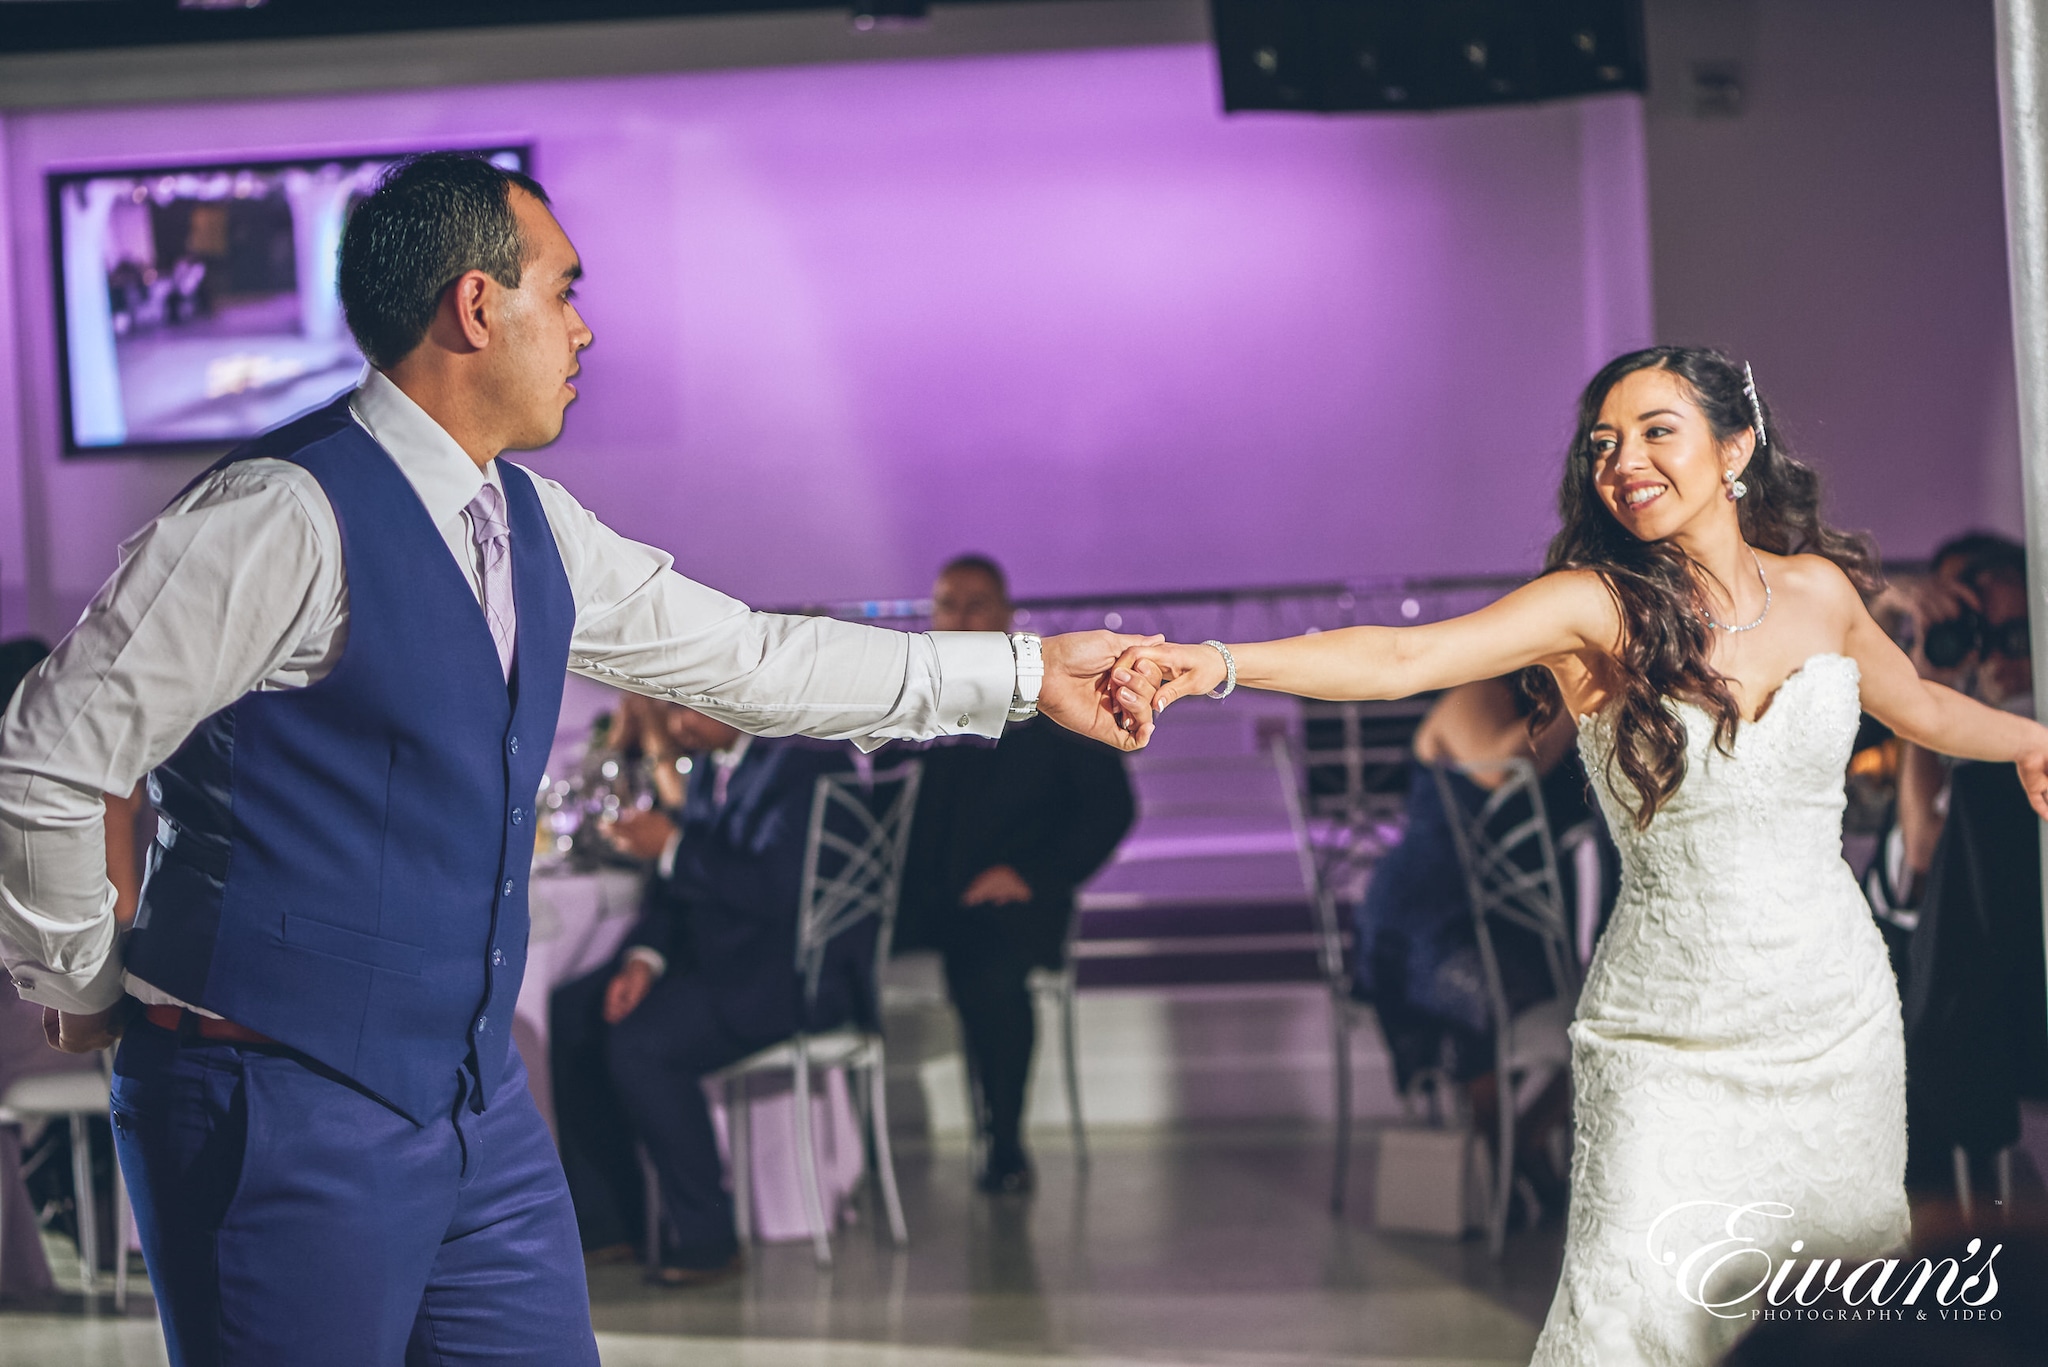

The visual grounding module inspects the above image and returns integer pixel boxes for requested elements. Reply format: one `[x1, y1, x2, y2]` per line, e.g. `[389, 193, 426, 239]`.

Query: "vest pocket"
[283, 914, 426, 976]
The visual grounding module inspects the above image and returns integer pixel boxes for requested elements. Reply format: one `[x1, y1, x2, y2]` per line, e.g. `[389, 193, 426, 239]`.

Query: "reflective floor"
[0, 1125, 1562, 1367]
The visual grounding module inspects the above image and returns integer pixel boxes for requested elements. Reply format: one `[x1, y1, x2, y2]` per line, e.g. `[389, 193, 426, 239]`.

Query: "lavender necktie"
[465, 482, 516, 681]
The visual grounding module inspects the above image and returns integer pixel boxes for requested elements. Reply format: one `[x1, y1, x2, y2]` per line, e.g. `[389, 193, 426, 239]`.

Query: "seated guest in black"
[896, 556, 1136, 1195]
[554, 705, 857, 1284]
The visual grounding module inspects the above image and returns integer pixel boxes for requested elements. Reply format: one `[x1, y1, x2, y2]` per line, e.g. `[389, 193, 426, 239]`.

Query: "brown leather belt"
[141, 1003, 279, 1045]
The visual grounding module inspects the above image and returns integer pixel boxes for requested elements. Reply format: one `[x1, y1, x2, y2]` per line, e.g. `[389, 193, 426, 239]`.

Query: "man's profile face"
[931, 568, 1012, 633]
[485, 188, 592, 451]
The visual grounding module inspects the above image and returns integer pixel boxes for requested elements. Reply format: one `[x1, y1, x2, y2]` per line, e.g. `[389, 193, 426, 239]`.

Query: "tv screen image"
[50, 146, 528, 454]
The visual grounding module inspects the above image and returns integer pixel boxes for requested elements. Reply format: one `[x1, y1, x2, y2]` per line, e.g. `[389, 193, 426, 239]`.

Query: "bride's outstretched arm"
[1841, 567, 2048, 818]
[1111, 571, 1618, 712]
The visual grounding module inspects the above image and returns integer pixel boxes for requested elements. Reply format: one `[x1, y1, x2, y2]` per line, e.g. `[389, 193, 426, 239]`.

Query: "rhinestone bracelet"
[1202, 640, 1237, 701]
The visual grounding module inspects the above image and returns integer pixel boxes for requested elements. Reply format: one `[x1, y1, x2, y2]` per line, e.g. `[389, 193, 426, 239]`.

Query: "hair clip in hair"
[1742, 362, 1768, 449]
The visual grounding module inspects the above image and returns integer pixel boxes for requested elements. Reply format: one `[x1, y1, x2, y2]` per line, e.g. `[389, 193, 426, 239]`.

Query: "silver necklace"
[1702, 549, 1771, 632]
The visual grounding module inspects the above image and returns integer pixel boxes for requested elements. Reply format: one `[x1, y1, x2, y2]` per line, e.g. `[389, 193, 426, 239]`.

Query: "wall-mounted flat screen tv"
[50, 146, 529, 455]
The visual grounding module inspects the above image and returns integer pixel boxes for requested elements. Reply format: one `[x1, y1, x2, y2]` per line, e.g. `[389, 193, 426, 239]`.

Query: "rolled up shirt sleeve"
[527, 468, 1016, 748]
[0, 466, 343, 1012]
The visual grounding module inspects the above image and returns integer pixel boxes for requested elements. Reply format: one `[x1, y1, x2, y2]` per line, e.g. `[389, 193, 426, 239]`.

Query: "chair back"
[1270, 733, 1398, 992]
[795, 758, 924, 1023]
[1429, 759, 1580, 1015]
[1299, 698, 1433, 824]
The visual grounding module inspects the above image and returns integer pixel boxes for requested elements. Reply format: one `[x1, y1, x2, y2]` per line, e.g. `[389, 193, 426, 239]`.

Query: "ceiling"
[0, 0, 1009, 56]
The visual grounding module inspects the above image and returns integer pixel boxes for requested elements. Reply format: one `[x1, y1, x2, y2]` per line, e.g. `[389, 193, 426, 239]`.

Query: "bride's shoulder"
[1766, 551, 1862, 598]
[1766, 552, 1867, 628]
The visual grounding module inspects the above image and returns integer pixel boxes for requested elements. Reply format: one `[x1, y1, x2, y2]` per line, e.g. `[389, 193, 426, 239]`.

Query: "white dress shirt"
[0, 371, 1016, 1015]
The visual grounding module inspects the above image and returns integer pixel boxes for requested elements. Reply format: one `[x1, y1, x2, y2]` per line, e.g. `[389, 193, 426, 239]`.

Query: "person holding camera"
[1885, 533, 2048, 1206]
[1889, 533, 2032, 907]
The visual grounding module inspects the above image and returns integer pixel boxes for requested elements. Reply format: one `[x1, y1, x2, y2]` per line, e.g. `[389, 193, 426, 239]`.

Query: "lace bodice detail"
[1579, 653, 1858, 896]
[1531, 652, 1911, 1366]
[1568, 653, 1881, 1048]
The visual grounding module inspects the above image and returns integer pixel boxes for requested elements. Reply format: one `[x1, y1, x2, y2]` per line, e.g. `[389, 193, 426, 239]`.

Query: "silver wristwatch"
[1008, 631, 1044, 721]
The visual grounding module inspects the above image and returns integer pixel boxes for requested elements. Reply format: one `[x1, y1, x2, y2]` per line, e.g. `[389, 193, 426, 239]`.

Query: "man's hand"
[962, 865, 1033, 907]
[42, 1000, 131, 1054]
[602, 807, 676, 863]
[603, 959, 657, 1024]
[1039, 632, 1164, 751]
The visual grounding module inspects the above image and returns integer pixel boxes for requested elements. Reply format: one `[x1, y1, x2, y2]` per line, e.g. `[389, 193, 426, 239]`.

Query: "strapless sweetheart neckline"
[1579, 651, 1854, 731]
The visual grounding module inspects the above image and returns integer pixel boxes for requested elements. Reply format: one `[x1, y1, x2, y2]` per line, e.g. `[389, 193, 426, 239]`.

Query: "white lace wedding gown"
[1529, 653, 1912, 1365]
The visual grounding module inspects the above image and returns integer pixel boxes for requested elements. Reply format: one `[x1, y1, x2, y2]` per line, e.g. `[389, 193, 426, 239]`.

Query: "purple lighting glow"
[3, 44, 1648, 628]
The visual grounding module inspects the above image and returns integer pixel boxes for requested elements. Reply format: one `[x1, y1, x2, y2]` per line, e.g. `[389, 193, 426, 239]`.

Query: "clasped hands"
[1041, 633, 1227, 751]
[1099, 639, 1228, 731]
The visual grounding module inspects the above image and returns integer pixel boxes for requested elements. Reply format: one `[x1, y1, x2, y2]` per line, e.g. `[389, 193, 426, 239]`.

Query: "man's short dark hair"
[940, 553, 1010, 602]
[339, 152, 551, 371]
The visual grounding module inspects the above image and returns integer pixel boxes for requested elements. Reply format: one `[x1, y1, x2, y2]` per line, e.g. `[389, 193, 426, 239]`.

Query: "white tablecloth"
[514, 867, 863, 1242]
[514, 867, 643, 1130]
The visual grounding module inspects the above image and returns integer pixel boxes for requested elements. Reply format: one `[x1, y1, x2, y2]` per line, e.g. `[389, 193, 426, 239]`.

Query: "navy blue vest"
[128, 397, 574, 1123]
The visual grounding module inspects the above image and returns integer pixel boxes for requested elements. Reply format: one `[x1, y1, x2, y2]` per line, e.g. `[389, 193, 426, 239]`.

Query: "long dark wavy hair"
[1523, 347, 1881, 828]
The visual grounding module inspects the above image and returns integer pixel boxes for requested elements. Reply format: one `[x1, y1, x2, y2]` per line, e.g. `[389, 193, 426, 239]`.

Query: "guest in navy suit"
[0, 154, 1157, 1366]
[556, 707, 858, 1282]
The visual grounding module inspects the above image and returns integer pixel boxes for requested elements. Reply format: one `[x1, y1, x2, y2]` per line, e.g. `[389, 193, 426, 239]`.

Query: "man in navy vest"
[0, 153, 1158, 1367]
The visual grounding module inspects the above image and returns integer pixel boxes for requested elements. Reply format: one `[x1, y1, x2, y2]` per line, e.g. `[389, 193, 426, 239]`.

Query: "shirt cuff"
[928, 631, 1016, 739]
[625, 946, 668, 980]
[655, 828, 683, 880]
[5, 926, 128, 1015]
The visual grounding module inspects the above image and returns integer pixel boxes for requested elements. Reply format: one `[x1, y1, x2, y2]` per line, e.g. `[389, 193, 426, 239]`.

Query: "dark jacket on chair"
[622, 736, 865, 1044]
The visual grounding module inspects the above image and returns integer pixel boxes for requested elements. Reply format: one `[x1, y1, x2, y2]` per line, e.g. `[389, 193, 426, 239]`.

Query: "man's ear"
[446, 270, 493, 351]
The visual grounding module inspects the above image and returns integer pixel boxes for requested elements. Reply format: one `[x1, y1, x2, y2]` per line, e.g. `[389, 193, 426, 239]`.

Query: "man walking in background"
[0, 153, 1154, 1366]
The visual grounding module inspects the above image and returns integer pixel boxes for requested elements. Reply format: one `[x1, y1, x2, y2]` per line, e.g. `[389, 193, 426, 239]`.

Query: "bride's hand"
[1113, 641, 1228, 714]
[2018, 746, 2048, 820]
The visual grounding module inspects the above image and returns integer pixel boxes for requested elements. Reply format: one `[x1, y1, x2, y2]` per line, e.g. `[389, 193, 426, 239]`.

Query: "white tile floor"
[0, 1125, 1558, 1367]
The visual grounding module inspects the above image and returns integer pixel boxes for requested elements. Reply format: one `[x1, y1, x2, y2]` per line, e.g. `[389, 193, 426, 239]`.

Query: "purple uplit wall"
[0, 45, 1647, 636]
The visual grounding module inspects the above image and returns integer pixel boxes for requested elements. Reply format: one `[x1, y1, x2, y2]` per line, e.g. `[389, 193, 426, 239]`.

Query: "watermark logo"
[1647, 1201, 2002, 1321]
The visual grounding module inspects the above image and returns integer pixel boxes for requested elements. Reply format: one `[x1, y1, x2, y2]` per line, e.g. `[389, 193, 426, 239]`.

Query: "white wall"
[1644, 0, 2022, 558]
[0, 120, 29, 640]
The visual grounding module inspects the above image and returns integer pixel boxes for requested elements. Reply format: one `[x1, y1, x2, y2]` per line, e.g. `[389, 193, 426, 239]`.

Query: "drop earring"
[1725, 469, 1748, 501]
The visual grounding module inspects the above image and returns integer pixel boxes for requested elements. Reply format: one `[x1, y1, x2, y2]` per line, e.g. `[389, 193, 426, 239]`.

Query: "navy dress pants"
[110, 1018, 598, 1367]
[605, 970, 775, 1270]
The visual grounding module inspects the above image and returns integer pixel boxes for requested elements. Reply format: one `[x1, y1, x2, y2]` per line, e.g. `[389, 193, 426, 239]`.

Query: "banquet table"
[514, 866, 863, 1242]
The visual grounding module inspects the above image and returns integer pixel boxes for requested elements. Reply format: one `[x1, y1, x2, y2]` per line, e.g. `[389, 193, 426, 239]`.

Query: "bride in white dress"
[1113, 347, 2048, 1365]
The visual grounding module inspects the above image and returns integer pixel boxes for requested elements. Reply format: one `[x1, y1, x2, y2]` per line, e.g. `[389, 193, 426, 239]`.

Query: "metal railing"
[772, 572, 1528, 641]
